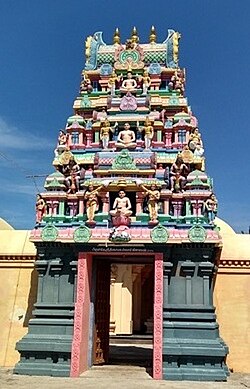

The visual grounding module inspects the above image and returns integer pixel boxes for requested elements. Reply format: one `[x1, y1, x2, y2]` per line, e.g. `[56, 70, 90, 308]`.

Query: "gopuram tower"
[14, 27, 229, 381]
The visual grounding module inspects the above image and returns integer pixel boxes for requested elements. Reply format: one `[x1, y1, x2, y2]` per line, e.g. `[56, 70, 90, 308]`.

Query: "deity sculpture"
[139, 184, 161, 224]
[110, 190, 132, 226]
[204, 193, 218, 224]
[65, 163, 83, 194]
[58, 130, 68, 146]
[108, 70, 120, 96]
[170, 155, 189, 192]
[35, 194, 46, 224]
[115, 122, 136, 150]
[142, 69, 151, 95]
[138, 117, 154, 149]
[188, 128, 203, 152]
[80, 73, 93, 93]
[100, 119, 116, 149]
[120, 72, 137, 93]
[55, 130, 69, 157]
[84, 184, 104, 224]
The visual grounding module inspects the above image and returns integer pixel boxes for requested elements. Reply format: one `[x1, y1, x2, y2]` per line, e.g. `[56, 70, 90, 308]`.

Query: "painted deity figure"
[84, 184, 104, 224]
[188, 128, 203, 152]
[170, 155, 189, 192]
[65, 163, 82, 194]
[80, 73, 93, 93]
[142, 69, 151, 95]
[58, 130, 68, 146]
[205, 193, 218, 224]
[139, 184, 160, 223]
[115, 123, 136, 150]
[139, 117, 154, 149]
[36, 194, 46, 224]
[120, 72, 137, 93]
[110, 190, 132, 225]
[100, 119, 115, 149]
[108, 71, 120, 96]
[55, 130, 69, 157]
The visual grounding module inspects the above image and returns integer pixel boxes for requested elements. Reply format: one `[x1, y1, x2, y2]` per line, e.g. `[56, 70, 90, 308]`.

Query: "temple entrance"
[90, 253, 163, 378]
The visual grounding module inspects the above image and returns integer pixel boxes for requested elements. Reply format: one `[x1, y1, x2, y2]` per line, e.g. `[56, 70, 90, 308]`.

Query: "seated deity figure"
[120, 72, 137, 93]
[188, 128, 203, 151]
[115, 122, 136, 150]
[110, 190, 132, 225]
[170, 155, 189, 192]
[204, 193, 218, 225]
[138, 117, 154, 149]
[84, 184, 104, 224]
[100, 119, 115, 149]
[139, 184, 160, 224]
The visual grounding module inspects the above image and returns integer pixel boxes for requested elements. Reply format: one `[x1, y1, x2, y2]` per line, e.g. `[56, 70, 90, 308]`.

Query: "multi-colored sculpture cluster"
[34, 26, 219, 245]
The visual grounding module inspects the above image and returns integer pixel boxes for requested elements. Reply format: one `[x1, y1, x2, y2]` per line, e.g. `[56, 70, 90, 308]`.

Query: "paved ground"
[1, 367, 250, 389]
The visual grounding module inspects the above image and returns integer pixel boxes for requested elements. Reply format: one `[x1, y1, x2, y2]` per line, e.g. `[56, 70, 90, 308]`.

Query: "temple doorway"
[90, 254, 157, 376]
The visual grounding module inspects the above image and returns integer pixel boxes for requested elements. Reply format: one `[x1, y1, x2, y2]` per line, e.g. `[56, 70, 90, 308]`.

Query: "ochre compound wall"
[214, 228, 250, 373]
[0, 259, 37, 367]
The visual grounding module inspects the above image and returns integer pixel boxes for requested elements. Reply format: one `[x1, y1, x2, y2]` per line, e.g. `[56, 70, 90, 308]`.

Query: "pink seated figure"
[120, 72, 137, 93]
[115, 123, 136, 150]
[110, 190, 132, 226]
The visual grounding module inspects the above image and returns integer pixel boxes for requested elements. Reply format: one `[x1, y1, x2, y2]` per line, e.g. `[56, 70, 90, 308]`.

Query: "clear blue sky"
[0, 0, 249, 232]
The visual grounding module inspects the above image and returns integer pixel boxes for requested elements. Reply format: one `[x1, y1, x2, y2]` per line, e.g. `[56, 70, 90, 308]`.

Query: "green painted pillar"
[162, 246, 229, 381]
[14, 245, 78, 377]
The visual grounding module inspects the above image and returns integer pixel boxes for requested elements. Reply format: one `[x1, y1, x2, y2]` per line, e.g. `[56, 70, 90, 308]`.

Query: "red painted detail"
[153, 253, 163, 379]
[70, 252, 92, 377]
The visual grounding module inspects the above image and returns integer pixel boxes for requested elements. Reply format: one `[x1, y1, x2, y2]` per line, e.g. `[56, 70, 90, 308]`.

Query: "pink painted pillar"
[191, 199, 203, 217]
[100, 192, 110, 213]
[70, 253, 92, 377]
[172, 200, 183, 217]
[136, 192, 144, 214]
[78, 198, 85, 215]
[153, 253, 163, 380]
[164, 131, 172, 148]
[52, 201, 59, 216]
[163, 199, 169, 215]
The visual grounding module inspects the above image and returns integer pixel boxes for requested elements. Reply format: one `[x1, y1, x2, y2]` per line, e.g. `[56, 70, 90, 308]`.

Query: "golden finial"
[131, 26, 139, 44]
[149, 25, 157, 44]
[113, 27, 120, 45]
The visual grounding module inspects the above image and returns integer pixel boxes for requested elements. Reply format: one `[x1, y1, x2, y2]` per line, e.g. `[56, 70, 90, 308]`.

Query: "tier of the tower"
[32, 28, 220, 245]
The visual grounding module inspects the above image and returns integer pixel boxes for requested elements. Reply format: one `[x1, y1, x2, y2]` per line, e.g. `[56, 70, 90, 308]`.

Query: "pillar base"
[162, 305, 229, 381]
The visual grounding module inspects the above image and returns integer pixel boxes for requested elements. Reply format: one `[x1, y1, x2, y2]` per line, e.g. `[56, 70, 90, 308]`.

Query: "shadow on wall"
[23, 268, 38, 327]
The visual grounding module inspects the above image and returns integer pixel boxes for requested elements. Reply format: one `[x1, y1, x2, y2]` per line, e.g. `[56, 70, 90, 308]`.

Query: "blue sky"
[0, 0, 249, 232]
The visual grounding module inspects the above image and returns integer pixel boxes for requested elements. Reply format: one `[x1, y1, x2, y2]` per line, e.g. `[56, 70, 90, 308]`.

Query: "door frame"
[70, 251, 163, 379]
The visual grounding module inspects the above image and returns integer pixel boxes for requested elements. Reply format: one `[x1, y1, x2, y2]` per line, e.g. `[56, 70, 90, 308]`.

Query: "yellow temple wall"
[214, 221, 250, 373]
[0, 227, 37, 367]
[0, 259, 37, 367]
